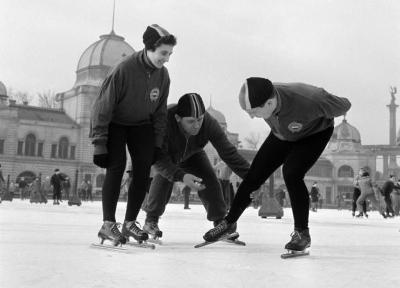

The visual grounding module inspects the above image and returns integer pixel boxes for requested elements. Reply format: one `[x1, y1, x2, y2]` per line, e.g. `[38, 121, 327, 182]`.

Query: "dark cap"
[239, 77, 274, 110]
[176, 93, 206, 118]
[143, 24, 170, 48]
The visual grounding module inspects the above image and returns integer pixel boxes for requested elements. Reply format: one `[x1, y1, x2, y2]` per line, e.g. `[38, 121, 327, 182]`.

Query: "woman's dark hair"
[147, 35, 177, 51]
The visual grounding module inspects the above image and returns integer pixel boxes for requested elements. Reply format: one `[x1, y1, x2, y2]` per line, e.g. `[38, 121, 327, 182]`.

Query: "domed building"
[204, 104, 240, 167]
[0, 81, 8, 106]
[0, 30, 135, 197]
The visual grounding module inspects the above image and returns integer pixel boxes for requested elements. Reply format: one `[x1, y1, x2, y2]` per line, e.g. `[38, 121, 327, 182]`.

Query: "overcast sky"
[1, 0, 400, 146]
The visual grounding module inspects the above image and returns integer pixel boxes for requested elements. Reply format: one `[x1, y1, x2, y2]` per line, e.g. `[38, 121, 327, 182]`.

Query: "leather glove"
[93, 144, 108, 168]
[93, 154, 108, 168]
[152, 147, 163, 164]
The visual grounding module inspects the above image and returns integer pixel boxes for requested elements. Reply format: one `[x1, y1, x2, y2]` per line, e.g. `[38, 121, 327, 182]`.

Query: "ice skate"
[196, 219, 240, 248]
[143, 220, 163, 245]
[195, 232, 240, 248]
[281, 229, 311, 259]
[213, 219, 244, 245]
[90, 221, 129, 252]
[122, 221, 155, 249]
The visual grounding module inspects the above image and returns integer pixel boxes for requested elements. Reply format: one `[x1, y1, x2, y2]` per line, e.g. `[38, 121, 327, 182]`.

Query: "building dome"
[0, 81, 7, 96]
[74, 31, 135, 87]
[207, 105, 226, 125]
[332, 118, 361, 143]
[77, 31, 134, 71]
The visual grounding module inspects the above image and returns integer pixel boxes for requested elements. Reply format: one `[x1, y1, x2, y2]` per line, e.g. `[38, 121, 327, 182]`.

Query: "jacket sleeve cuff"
[93, 144, 108, 155]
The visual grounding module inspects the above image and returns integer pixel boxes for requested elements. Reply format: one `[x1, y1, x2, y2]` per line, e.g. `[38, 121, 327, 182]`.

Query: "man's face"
[245, 98, 277, 119]
[147, 44, 174, 68]
[176, 115, 204, 136]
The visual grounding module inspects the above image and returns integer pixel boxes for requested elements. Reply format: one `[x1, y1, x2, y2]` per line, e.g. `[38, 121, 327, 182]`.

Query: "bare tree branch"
[244, 132, 260, 150]
[37, 90, 59, 108]
[7, 87, 33, 104]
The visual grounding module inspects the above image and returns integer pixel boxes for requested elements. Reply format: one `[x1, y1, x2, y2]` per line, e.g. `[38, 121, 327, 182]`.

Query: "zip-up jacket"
[90, 50, 170, 148]
[155, 105, 250, 182]
[267, 83, 351, 141]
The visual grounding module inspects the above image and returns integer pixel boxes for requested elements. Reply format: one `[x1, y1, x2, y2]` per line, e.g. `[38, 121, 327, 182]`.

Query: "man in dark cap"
[142, 93, 250, 241]
[90, 24, 177, 246]
[51, 168, 64, 205]
[203, 78, 351, 255]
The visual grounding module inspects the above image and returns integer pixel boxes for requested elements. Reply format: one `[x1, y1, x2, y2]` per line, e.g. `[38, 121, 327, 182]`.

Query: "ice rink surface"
[1, 200, 399, 288]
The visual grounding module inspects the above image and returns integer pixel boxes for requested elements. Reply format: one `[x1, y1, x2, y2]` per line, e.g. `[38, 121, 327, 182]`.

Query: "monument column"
[387, 87, 398, 169]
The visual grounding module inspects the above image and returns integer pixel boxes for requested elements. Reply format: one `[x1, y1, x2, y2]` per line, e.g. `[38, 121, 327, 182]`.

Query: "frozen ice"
[1, 200, 399, 288]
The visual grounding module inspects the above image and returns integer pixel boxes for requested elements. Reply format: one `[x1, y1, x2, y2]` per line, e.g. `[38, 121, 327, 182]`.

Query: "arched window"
[338, 165, 354, 178]
[307, 159, 333, 177]
[25, 134, 36, 156]
[96, 174, 105, 188]
[58, 137, 69, 159]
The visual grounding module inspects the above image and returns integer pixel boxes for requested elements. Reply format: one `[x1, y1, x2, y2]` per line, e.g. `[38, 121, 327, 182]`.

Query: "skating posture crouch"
[89, 24, 177, 251]
[202, 77, 351, 257]
[142, 93, 251, 246]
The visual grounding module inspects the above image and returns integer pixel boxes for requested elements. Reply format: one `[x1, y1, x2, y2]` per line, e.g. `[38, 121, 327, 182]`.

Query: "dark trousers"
[352, 188, 367, 213]
[102, 122, 154, 222]
[384, 196, 394, 215]
[144, 151, 226, 222]
[53, 187, 61, 201]
[183, 189, 190, 208]
[226, 126, 334, 231]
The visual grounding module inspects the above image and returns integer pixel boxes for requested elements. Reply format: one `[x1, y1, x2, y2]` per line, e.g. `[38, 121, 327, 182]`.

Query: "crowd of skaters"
[0, 165, 94, 205]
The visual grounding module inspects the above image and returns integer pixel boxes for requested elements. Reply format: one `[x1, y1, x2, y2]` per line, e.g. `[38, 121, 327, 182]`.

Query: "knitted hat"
[239, 77, 274, 110]
[176, 93, 206, 118]
[143, 24, 170, 48]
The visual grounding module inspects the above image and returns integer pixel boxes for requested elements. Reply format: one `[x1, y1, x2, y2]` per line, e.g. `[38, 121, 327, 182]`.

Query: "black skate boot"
[284, 228, 311, 252]
[203, 219, 237, 242]
[98, 221, 127, 246]
[214, 219, 239, 241]
[122, 221, 149, 243]
[143, 220, 163, 238]
[355, 212, 364, 218]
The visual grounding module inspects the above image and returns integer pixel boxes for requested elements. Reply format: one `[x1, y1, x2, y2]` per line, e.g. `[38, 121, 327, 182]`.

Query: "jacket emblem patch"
[288, 122, 303, 133]
[149, 88, 160, 102]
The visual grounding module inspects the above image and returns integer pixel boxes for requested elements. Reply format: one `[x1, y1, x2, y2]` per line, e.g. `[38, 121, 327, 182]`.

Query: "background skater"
[203, 77, 351, 256]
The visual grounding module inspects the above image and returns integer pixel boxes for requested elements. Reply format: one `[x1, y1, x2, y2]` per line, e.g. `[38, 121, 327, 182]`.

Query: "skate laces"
[290, 231, 301, 241]
[110, 222, 123, 238]
[127, 221, 143, 234]
[210, 220, 228, 237]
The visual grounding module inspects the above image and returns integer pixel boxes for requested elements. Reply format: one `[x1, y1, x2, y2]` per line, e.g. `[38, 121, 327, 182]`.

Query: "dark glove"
[152, 147, 163, 164]
[93, 144, 108, 168]
[93, 154, 108, 168]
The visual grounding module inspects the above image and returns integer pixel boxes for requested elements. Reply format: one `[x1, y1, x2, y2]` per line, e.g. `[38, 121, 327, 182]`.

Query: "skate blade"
[194, 232, 240, 248]
[90, 243, 133, 253]
[147, 237, 163, 245]
[223, 238, 246, 246]
[126, 240, 156, 250]
[281, 249, 310, 259]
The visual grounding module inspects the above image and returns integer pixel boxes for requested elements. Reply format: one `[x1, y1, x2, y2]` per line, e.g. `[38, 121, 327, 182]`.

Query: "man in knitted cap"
[204, 78, 351, 255]
[90, 24, 177, 247]
[142, 93, 250, 242]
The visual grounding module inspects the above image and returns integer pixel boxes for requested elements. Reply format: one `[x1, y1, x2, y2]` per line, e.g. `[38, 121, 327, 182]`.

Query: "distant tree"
[244, 132, 260, 150]
[7, 87, 33, 104]
[37, 90, 59, 108]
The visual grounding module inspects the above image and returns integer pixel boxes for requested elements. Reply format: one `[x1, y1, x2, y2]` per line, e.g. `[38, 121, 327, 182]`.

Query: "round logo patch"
[149, 88, 160, 102]
[288, 122, 303, 133]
